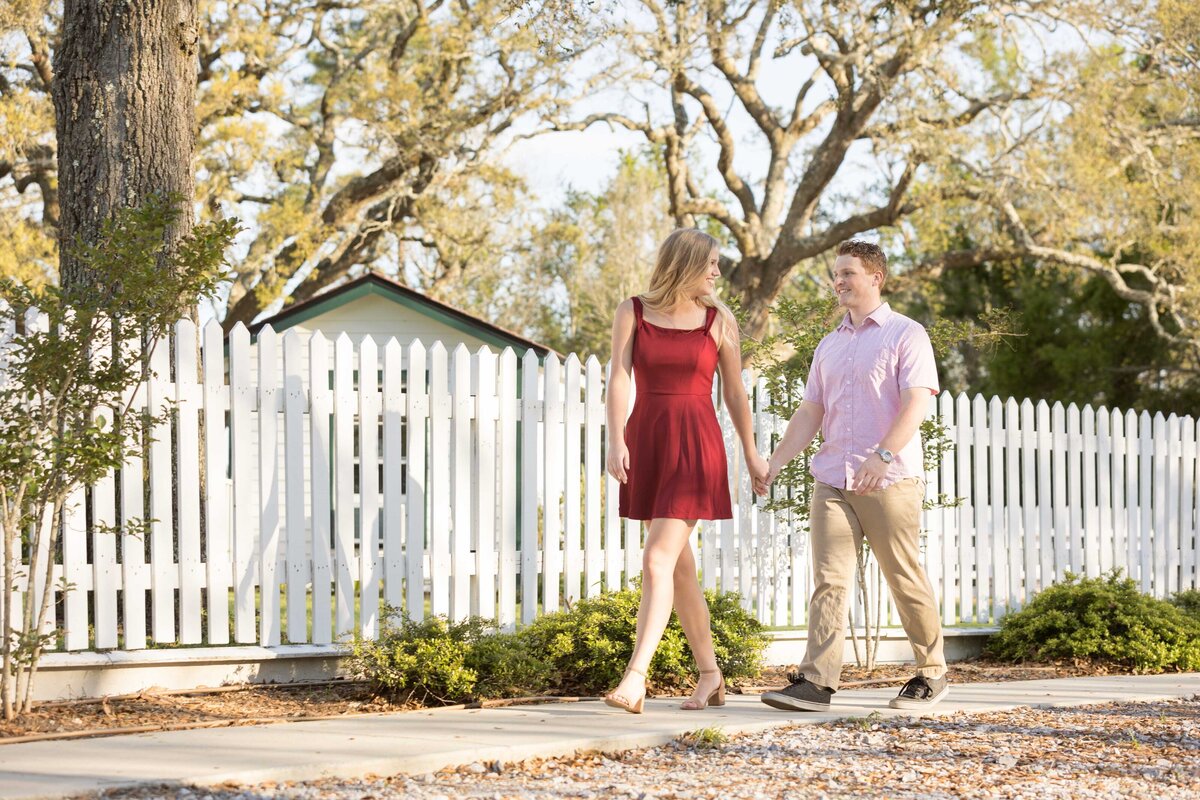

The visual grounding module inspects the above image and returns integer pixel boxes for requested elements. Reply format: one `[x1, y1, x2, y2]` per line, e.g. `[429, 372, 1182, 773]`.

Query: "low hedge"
[346, 585, 768, 705]
[985, 571, 1200, 673]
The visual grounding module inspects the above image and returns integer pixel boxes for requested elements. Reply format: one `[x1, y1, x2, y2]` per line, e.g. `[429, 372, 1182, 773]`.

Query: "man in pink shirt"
[759, 240, 948, 712]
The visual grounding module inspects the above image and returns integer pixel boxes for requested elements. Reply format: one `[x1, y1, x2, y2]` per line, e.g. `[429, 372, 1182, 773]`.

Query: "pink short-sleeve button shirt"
[803, 303, 939, 489]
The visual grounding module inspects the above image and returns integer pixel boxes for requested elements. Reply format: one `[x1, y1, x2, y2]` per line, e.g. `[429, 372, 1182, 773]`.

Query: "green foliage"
[521, 582, 768, 696]
[985, 572, 1200, 673]
[1169, 589, 1200, 619]
[679, 726, 727, 748]
[465, 628, 552, 700]
[348, 588, 767, 706]
[345, 618, 475, 705]
[845, 710, 883, 731]
[345, 610, 551, 705]
[346, 614, 480, 704]
[0, 196, 237, 719]
[923, 258, 1200, 416]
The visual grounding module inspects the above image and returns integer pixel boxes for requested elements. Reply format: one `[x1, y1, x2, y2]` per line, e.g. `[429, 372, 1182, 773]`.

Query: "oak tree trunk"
[53, 0, 198, 291]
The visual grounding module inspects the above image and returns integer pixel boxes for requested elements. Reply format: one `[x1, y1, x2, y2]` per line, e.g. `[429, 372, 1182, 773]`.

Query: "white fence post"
[175, 319, 204, 644]
[475, 346, 498, 620]
[309, 332, 333, 643]
[404, 340, 428, 622]
[283, 330, 308, 643]
[257, 325, 281, 647]
[381, 337, 405, 612]
[497, 347, 518, 626]
[520, 349, 541, 624]
[333, 333, 357, 636]
[358, 336, 382, 637]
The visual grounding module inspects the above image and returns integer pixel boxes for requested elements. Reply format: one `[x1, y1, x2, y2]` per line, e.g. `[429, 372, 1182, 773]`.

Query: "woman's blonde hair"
[640, 228, 738, 349]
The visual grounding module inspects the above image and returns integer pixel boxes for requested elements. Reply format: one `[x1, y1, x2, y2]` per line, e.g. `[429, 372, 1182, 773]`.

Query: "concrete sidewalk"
[2, 673, 1197, 800]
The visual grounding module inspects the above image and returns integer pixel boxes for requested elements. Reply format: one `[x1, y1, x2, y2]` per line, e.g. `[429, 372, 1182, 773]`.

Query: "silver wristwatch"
[874, 447, 894, 464]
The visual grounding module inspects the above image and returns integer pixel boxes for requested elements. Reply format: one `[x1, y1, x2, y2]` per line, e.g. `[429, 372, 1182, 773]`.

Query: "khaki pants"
[799, 478, 946, 690]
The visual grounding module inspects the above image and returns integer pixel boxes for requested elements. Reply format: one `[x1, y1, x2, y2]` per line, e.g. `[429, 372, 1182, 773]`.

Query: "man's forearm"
[772, 403, 822, 466]
[878, 395, 929, 454]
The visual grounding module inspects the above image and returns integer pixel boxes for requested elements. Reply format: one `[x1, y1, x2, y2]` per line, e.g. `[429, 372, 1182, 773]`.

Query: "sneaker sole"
[760, 691, 831, 712]
[888, 684, 950, 710]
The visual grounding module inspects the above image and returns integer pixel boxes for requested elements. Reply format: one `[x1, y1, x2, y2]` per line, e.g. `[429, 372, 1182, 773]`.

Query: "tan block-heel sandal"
[681, 668, 725, 710]
[604, 666, 647, 714]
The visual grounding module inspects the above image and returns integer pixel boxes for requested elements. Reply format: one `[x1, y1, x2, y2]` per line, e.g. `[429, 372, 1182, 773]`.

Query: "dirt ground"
[0, 658, 1130, 744]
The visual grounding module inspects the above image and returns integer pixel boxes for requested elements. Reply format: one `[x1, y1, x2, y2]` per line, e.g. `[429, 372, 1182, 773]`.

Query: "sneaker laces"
[785, 670, 805, 685]
[899, 676, 932, 699]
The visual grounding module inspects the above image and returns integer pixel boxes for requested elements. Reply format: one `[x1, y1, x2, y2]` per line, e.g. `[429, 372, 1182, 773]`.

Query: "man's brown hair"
[836, 240, 888, 286]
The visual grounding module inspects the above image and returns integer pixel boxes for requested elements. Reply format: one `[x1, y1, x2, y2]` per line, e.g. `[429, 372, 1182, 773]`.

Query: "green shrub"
[345, 612, 481, 704]
[521, 583, 768, 696]
[344, 608, 551, 705]
[1169, 589, 1200, 619]
[465, 629, 553, 699]
[348, 587, 768, 706]
[985, 571, 1200, 673]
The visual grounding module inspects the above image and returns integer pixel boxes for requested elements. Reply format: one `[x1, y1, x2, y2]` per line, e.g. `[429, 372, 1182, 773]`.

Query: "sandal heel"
[709, 678, 726, 707]
[681, 670, 725, 710]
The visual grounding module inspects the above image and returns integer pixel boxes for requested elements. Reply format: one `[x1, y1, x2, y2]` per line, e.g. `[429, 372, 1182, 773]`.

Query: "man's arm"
[765, 400, 824, 484]
[851, 387, 931, 494]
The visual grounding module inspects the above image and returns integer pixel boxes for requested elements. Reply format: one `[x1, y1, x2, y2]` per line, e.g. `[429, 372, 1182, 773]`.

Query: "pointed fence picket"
[2, 313, 1195, 655]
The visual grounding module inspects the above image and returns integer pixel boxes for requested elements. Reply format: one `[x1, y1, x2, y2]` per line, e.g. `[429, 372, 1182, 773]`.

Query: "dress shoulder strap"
[702, 304, 718, 334]
[631, 296, 644, 322]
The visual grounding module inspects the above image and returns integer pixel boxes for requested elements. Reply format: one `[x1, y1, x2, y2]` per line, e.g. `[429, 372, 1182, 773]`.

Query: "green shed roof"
[247, 271, 554, 357]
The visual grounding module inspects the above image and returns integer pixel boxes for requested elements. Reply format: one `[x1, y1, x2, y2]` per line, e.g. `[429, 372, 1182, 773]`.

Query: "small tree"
[742, 296, 1011, 671]
[0, 197, 236, 720]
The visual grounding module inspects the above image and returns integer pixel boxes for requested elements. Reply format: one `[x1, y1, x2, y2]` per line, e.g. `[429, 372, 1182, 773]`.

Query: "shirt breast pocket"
[866, 346, 894, 386]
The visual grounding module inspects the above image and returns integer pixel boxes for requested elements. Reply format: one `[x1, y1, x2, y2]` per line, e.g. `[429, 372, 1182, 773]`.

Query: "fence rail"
[3, 317, 1197, 652]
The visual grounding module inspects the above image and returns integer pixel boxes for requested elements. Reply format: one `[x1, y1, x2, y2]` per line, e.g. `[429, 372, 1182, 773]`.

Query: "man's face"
[832, 255, 881, 308]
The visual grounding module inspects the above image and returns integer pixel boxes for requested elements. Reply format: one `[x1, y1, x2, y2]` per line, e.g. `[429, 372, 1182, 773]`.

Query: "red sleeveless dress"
[619, 297, 733, 521]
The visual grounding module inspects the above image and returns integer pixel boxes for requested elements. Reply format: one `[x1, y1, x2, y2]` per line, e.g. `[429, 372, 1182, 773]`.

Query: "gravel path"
[88, 695, 1199, 800]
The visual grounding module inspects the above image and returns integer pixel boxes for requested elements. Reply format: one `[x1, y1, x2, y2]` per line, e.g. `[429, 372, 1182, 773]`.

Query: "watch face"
[877, 449, 893, 463]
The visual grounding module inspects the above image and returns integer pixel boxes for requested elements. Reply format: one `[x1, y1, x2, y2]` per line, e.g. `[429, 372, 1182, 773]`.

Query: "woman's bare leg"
[672, 535, 723, 705]
[608, 517, 693, 704]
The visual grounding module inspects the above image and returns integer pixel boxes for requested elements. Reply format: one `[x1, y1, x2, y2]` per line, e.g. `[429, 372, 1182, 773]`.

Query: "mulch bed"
[1, 658, 1132, 743]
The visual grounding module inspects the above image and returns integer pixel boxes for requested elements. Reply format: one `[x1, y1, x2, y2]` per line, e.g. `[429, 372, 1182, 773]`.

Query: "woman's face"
[694, 247, 721, 297]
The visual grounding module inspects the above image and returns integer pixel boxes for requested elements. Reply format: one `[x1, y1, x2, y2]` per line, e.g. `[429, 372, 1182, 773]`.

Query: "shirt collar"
[837, 302, 893, 332]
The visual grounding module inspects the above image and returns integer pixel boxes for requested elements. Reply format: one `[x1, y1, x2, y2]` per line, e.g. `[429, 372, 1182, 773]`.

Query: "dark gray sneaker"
[889, 675, 949, 710]
[760, 672, 834, 712]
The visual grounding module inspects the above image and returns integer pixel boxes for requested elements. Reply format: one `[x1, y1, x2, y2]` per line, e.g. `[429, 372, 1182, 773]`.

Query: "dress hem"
[619, 511, 733, 522]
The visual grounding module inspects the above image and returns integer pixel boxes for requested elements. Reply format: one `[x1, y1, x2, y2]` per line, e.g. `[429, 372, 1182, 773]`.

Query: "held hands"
[607, 440, 630, 484]
[746, 450, 770, 497]
[851, 453, 890, 494]
[752, 453, 783, 496]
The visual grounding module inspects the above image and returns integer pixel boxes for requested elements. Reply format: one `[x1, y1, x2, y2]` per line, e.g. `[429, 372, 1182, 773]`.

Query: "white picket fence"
[3, 318, 1198, 652]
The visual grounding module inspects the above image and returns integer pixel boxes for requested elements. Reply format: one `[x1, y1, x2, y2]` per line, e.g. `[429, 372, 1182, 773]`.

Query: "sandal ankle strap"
[626, 666, 647, 678]
[698, 668, 721, 675]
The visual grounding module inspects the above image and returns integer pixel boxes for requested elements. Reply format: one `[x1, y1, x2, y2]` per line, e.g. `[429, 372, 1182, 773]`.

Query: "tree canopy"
[1, 0, 1198, 392]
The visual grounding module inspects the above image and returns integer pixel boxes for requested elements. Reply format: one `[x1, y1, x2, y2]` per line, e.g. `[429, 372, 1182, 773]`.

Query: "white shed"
[222, 272, 553, 600]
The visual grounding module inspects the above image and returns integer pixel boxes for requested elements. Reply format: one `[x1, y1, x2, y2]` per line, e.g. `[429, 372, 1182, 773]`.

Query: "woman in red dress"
[603, 228, 769, 713]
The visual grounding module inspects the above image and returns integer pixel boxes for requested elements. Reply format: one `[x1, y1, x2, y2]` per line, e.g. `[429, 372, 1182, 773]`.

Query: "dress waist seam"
[637, 390, 712, 396]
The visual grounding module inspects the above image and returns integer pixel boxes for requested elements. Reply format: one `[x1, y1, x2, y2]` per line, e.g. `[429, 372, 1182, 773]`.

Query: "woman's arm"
[715, 309, 768, 492]
[605, 299, 636, 483]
